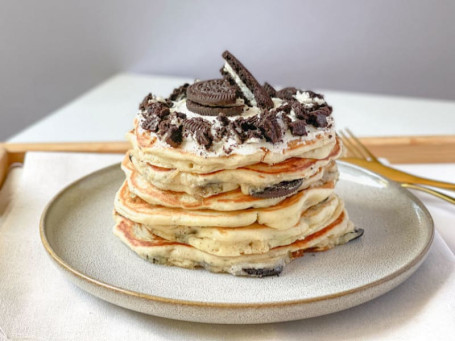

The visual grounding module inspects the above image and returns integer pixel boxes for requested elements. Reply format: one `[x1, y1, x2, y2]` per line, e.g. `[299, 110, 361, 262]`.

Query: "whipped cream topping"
[137, 91, 334, 158]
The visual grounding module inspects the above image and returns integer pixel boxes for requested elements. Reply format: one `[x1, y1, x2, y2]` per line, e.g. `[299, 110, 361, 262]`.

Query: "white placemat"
[0, 152, 454, 340]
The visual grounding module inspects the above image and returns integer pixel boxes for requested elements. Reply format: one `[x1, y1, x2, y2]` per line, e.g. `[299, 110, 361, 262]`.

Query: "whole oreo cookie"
[186, 99, 243, 117]
[187, 79, 238, 106]
[250, 179, 303, 198]
[221, 51, 274, 109]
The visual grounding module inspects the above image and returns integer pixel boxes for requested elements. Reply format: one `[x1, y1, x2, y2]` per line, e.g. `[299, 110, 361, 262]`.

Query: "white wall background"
[1, 0, 454, 141]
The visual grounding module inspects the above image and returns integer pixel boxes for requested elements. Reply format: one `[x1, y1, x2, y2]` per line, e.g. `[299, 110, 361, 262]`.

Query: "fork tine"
[345, 128, 379, 162]
[338, 130, 366, 159]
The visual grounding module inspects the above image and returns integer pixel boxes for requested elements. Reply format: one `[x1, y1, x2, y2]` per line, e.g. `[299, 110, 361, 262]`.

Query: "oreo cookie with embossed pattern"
[186, 79, 244, 116]
[187, 79, 238, 106]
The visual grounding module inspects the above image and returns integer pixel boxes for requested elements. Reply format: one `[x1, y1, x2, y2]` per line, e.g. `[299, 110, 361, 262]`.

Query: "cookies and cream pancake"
[122, 154, 338, 210]
[114, 194, 345, 257]
[114, 180, 335, 230]
[114, 211, 362, 277]
[113, 50, 362, 277]
[127, 138, 342, 197]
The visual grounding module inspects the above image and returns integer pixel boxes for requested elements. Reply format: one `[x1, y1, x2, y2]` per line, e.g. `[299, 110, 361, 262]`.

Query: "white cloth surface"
[0, 152, 454, 340]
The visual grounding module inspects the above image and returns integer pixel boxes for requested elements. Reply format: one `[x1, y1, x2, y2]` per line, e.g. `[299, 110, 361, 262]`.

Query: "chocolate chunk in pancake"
[250, 179, 303, 199]
[242, 266, 283, 277]
[221, 50, 274, 109]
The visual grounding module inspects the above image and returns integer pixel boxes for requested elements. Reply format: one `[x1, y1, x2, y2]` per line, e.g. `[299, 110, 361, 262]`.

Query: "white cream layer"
[137, 91, 333, 158]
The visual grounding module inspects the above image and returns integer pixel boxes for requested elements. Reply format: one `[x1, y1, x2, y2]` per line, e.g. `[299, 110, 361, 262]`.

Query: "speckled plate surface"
[40, 161, 433, 324]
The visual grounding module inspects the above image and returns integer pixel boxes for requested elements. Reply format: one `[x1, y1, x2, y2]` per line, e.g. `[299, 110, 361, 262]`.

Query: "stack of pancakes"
[113, 51, 363, 277]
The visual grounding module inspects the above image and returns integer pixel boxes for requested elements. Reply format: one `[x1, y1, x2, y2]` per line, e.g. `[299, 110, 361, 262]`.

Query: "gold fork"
[339, 129, 455, 204]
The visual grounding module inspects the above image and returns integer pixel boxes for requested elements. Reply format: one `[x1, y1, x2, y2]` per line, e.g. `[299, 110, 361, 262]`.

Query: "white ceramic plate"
[40, 161, 433, 324]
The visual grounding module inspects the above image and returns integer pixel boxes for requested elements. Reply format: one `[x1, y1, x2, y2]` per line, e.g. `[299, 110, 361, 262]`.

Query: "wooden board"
[350, 135, 455, 164]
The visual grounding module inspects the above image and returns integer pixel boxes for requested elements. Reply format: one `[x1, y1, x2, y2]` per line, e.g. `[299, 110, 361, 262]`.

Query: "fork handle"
[401, 183, 455, 204]
[345, 159, 455, 190]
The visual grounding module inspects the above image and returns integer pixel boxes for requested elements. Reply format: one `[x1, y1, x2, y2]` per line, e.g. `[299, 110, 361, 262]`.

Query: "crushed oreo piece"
[263, 82, 277, 97]
[312, 106, 332, 116]
[168, 83, 189, 101]
[140, 102, 170, 132]
[289, 120, 307, 136]
[174, 111, 187, 120]
[276, 103, 292, 114]
[183, 117, 213, 149]
[242, 266, 283, 277]
[141, 115, 160, 132]
[258, 111, 282, 143]
[307, 112, 328, 128]
[291, 102, 307, 120]
[306, 90, 324, 99]
[139, 93, 153, 110]
[164, 125, 183, 148]
[145, 102, 170, 119]
[276, 87, 299, 101]
[251, 179, 303, 199]
[217, 112, 230, 126]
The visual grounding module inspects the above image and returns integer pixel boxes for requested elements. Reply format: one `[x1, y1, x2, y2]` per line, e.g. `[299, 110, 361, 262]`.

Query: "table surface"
[8, 73, 455, 143]
[2, 73, 454, 340]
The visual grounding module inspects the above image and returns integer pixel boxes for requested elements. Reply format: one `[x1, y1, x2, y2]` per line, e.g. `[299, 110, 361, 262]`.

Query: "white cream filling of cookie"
[223, 62, 257, 106]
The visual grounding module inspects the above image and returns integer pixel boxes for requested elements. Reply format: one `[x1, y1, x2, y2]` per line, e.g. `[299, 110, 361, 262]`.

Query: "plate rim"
[40, 161, 434, 309]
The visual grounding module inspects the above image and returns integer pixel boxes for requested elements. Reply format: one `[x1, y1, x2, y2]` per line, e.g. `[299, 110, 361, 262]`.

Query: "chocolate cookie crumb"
[164, 125, 183, 147]
[263, 82, 277, 97]
[307, 112, 328, 128]
[289, 120, 307, 136]
[139, 93, 153, 110]
[312, 106, 332, 116]
[258, 112, 282, 143]
[168, 83, 189, 101]
[306, 90, 324, 99]
[183, 117, 213, 149]
[291, 102, 307, 119]
[276, 87, 299, 101]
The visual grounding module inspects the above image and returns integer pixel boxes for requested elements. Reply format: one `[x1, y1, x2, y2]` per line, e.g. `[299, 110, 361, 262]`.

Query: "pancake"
[122, 153, 338, 210]
[128, 138, 342, 197]
[113, 210, 362, 277]
[129, 119, 337, 173]
[114, 180, 335, 230]
[114, 194, 344, 257]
